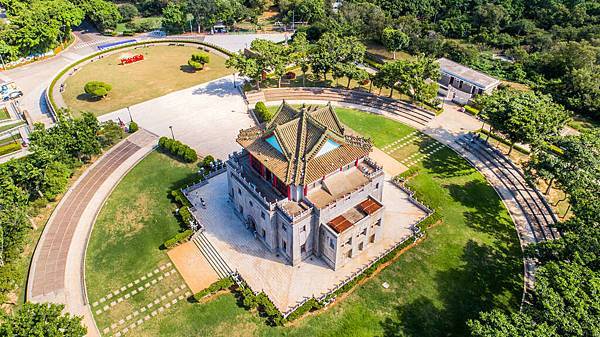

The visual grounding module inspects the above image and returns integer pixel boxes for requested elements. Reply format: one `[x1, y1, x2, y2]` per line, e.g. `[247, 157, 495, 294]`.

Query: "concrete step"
[192, 233, 233, 278]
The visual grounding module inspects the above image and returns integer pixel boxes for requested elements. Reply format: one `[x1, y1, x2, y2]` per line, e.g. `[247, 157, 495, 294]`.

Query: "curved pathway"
[27, 129, 158, 337]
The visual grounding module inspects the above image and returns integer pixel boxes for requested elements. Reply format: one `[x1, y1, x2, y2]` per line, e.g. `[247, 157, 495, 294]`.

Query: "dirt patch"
[110, 193, 152, 237]
[167, 241, 218, 294]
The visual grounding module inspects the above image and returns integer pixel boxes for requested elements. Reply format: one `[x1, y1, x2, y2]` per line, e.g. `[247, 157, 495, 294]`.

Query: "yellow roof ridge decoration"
[237, 102, 372, 185]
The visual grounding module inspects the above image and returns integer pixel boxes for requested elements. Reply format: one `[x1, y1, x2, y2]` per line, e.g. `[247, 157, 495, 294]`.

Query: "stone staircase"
[192, 232, 234, 279]
[260, 87, 437, 127]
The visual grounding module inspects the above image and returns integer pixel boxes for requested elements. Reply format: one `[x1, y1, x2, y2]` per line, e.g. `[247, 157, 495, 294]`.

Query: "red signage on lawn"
[120, 54, 144, 65]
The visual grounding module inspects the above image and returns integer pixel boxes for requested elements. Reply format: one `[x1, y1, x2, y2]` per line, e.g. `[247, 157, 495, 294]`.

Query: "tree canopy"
[0, 302, 86, 336]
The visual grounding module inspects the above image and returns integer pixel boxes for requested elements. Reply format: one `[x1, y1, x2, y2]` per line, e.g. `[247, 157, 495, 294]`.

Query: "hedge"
[193, 277, 234, 301]
[463, 105, 480, 116]
[158, 137, 197, 163]
[47, 39, 233, 113]
[254, 101, 273, 123]
[284, 298, 322, 322]
[171, 189, 192, 207]
[0, 142, 21, 156]
[179, 206, 193, 226]
[235, 285, 284, 326]
[163, 229, 193, 249]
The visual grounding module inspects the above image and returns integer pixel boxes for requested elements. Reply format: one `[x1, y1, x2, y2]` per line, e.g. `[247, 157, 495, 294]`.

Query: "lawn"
[115, 16, 162, 33]
[0, 121, 25, 133]
[87, 108, 522, 336]
[62, 45, 232, 116]
[0, 107, 9, 120]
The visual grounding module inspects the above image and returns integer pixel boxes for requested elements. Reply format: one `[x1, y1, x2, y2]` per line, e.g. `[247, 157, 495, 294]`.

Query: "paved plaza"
[99, 76, 254, 159]
[185, 172, 427, 312]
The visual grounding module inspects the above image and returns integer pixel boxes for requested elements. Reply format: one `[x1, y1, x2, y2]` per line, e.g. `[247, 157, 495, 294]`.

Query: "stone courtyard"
[185, 172, 427, 312]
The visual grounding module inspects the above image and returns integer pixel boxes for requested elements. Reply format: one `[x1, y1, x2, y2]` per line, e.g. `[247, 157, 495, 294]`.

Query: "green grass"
[0, 121, 25, 133]
[0, 107, 9, 120]
[87, 108, 522, 336]
[62, 45, 232, 116]
[116, 16, 162, 33]
[86, 151, 198, 301]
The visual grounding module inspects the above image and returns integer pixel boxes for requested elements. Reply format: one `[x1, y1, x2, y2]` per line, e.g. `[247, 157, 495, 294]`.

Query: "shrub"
[84, 81, 112, 98]
[285, 298, 322, 321]
[98, 120, 124, 147]
[284, 71, 296, 79]
[188, 52, 210, 70]
[201, 155, 215, 168]
[254, 101, 273, 122]
[463, 105, 480, 116]
[193, 277, 234, 301]
[158, 137, 197, 163]
[128, 121, 139, 133]
[163, 229, 193, 249]
[179, 206, 193, 226]
[171, 189, 192, 207]
[0, 142, 21, 156]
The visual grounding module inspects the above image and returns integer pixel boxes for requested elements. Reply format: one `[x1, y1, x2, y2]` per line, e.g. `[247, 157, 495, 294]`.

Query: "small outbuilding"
[437, 57, 500, 102]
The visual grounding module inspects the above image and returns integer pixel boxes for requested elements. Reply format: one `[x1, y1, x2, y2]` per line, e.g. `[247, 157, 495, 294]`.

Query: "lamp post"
[169, 126, 175, 139]
[233, 73, 236, 88]
[127, 106, 133, 122]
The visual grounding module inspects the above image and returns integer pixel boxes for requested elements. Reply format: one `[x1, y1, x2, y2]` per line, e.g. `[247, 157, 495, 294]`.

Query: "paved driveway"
[204, 33, 287, 52]
[99, 76, 254, 159]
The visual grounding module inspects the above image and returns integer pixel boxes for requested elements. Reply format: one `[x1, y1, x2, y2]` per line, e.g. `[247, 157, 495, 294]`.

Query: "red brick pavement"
[30, 140, 141, 298]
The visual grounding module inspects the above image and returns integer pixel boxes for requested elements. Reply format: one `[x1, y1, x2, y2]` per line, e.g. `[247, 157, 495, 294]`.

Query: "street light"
[233, 73, 236, 88]
[127, 107, 133, 122]
[169, 126, 175, 139]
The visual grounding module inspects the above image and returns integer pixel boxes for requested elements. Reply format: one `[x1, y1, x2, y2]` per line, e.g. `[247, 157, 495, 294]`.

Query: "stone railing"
[391, 178, 434, 215]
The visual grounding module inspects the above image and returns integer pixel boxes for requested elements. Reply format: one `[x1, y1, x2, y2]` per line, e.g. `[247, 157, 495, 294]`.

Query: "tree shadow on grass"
[421, 146, 475, 179]
[381, 240, 522, 337]
[76, 92, 102, 102]
[446, 180, 518, 245]
[180, 65, 196, 73]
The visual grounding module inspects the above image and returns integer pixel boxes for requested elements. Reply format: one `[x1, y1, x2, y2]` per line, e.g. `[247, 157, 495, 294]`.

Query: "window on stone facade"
[261, 212, 265, 219]
[300, 225, 306, 232]
[262, 229, 266, 238]
[376, 219, 382, 226]
[282, 224, 287, 232]
[361, 228, 367, 236]
[238, 188, 241, 195]
[283, 240, 287, 251]
[370, 234, 375, 243]
[346, 237, 352, 246]
[329, 237, 335, 250]
[249, 200, 253, 207]
[375, 183, 379, 189]
[347, 249, 352, 258]
[359, 242, 364, 251]
[301, 244, 306, 254]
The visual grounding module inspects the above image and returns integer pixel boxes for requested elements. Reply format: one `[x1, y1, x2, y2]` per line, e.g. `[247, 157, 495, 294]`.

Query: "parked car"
[3, 90, 23, 101]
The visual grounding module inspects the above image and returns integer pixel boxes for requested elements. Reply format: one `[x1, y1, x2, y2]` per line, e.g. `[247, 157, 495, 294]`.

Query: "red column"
[355, 158, 359, 166]
[260, 162, 265, 177]
[303, 185, 307, 196]
[287, 185, 291, 200]
[272, 175, 276, 187]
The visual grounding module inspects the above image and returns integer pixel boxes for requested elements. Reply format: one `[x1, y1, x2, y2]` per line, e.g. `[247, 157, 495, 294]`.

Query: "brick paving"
[30, 140, 141, 298]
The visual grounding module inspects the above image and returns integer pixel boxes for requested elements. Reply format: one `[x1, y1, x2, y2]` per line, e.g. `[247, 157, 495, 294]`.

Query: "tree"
[85, 0, 122, 31]
[118, 3, 139, 22]
[279, 0, 325, 23]
[0, 302, 86, 336]
[250, 39, 288, 87]
[254, 101, 273, 122]
[225, 52, 261, 89]
[394, 55, 440, 105]
[476, 89, 571, 154]
[373, 61, 401, 97]
[382, 27, 409, 59]
[84, 81, 112, 98]
[162, 2, 186, 34]
[309, 32, 366, 81]
[188, 52, 210, 71]
[469, 310, 558, 337]
[290, 32, 311, 86]
[97, 120, 124, 147]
